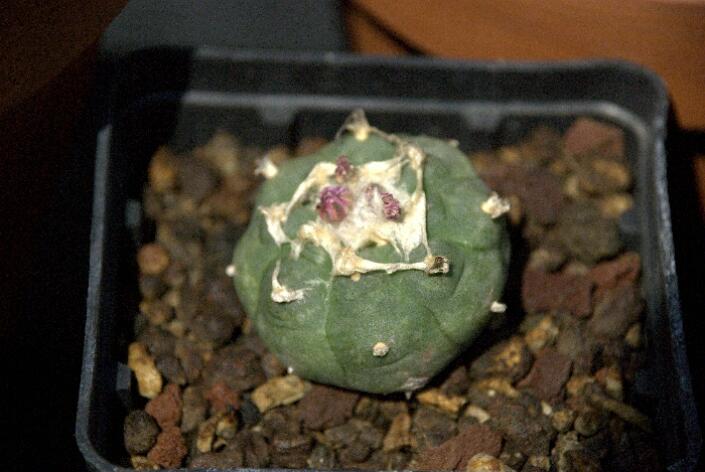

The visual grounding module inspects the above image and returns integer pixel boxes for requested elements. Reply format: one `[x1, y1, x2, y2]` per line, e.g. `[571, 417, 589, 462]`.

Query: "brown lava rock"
[518, 348, 572, 402]
[145, 383, 182, 428]
[147, 425, 188, 468]
[590, 252, 640, 290]
[563, 117, 624, 159]
[204, 380, 240, 414]
[522, 267, 592, 318]
[299, 384, 360, 430]
[414, 424, 502, 471]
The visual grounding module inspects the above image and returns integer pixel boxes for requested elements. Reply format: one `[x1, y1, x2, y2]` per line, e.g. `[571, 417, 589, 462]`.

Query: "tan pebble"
[598, 193, 634, 219]
[625, 323, 642, 349]
[475, 377, 519, 399]
[196, 417, 217, 453]
[251, 375, 311, 413]
[128, 342, 162, 399]
[216, 413, 238, 439]
[417, 388, 466, 415]
[563, 174, 584, 199]
[130, 455, 159, 470]
[549, 158, 570, 176]
[466, 453, 516, 472]
[566, 375, 595, 397]
[194, 129, 241, 176]
[595, 365, 623, 400]
[540, 401, 553, 416]
[137, 243, 170, 275]
[165, 320, 186, 338]
[139, 300, 173, 326]
[499, 146, 521, 164]
[551, 409, 576, 432]
[383, 412, 415, 452]
[524, 316, 559, 353]
[148, 147, 178, 193]
[162, 289, 181, 308]
[592, 159, 631, 190]
[527, 455, 551, 470]
[464, 404, 491, 424]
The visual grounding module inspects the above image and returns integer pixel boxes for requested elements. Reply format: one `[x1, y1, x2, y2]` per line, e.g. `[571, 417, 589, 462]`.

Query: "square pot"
[76, 48, 700, 471]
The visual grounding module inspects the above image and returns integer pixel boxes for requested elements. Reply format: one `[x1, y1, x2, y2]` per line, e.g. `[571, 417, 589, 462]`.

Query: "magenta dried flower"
[380, 191, 402, 220]
[317, 186, 352, 223]
[335, 155, 353, 181]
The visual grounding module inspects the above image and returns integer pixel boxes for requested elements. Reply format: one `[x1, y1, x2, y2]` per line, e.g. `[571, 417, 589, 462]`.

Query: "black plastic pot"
[76, 48, 701, 471]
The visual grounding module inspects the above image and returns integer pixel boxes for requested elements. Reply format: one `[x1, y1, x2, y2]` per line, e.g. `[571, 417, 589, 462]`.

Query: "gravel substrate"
[124, 119, 659, 471]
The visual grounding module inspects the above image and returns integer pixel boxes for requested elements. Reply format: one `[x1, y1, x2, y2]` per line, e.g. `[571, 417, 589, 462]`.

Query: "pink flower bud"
[380, 191, 402, 220]
[317, 186, 352, 223]
[335, 155, 353, 180]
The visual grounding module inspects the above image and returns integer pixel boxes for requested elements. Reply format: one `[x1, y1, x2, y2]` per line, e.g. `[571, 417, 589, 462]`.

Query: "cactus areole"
[232, 111, 510, 394]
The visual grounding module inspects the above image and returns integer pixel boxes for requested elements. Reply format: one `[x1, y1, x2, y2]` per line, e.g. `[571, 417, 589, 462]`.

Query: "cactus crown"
[260, 111, 450, 303]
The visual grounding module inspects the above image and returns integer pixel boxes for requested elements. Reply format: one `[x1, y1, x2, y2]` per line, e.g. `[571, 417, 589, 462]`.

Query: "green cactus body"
[233, 112, 509, 394]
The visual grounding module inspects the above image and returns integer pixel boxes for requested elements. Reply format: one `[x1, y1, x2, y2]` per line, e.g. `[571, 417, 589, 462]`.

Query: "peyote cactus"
[232, 110, 510, 394]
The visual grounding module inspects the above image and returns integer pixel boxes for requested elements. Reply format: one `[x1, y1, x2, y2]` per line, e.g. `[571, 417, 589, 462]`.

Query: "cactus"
[232, 111, 510, 394]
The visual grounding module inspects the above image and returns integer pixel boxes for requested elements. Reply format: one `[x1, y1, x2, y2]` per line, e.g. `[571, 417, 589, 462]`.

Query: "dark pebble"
[270, 433, 313, 468]
[174, 340, 203, 383]
[138, 326, 175, 358]
[308, 443, 336, 469]
[338, 440, 372, 466]
[563, 117, 624, 159]
[139, 275, 167, 300]
[155, 354, 186, 385]
[261, 407, 302, 440]
[229, 430, 270, 467]
[412, 406, 458, 449]
[189, 449, 244, 468]
[178, 157, 218, 202]
[189, 307, 236, 346]
[238, 398, 262, 426]
[414, 424, 502, 471]
[439, 365, 470, 396]
[203, 345, 266, 392]
[518, 348, 572, 402]
[180, 386, 207, 433]
[590, 252, 640, 290]
[124, 410, 159, 455]
[555, 202, 622, 263]
[299, 384, 360, 430]
[588, 284, 642, 339]
[562, 449, 603, 472]
[488, 398, 553, 457]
